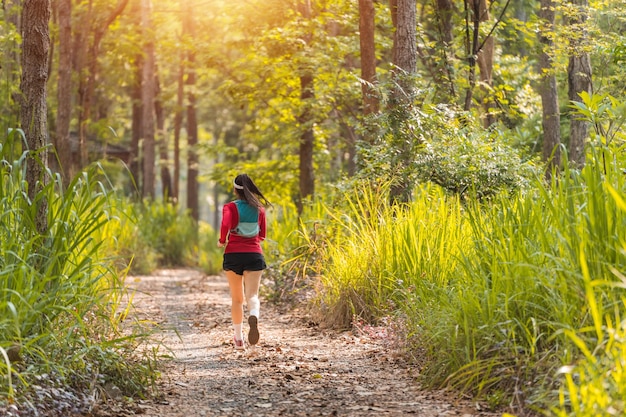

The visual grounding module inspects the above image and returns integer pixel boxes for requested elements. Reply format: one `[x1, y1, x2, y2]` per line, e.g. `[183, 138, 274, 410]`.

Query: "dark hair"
[234, 174, 271, 210]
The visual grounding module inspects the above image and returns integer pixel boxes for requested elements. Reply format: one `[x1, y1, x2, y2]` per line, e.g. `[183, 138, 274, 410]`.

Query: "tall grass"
[309, 148, 626, 412]
[315, 182, 468, 326]
[0, 133, 157, 408]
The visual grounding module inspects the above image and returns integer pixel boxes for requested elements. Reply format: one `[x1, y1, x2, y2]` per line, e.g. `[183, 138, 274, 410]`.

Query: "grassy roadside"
[289, 148, 626, 415]
[0, 135, 159, 414]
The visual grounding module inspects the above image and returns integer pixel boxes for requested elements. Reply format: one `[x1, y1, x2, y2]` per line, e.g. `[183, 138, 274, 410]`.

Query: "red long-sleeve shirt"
[219, 201, 266, 254]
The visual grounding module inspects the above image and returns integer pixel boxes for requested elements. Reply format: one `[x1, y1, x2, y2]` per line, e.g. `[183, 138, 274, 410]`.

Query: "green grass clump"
[0, 134, 157, 410]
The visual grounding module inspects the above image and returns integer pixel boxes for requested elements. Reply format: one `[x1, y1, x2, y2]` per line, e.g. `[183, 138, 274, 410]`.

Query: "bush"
[358, 103, 537, 201]
[136, 201, 197, 268]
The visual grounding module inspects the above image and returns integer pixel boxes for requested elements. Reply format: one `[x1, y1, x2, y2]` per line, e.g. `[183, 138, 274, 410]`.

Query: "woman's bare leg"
[225, 270, 245, 342]
[243, 270, 262, 344]
[244, 270, 262, 317]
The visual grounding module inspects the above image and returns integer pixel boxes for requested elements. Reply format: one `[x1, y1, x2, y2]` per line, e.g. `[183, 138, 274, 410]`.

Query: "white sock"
[233, 323, 243, 341]
[248, 295, 260, 319]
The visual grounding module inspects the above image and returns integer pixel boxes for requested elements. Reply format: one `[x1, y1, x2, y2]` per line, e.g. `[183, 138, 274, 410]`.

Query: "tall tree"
[538, 0, 561, 177]
[388, 0, 417, 204]
[172, 55, 184, 205]
[359, 0, 379, 117]
[155, 71, 172, 200]
[297, 0, 316, 211]
[141, 0, 156, 199]
[567, 0, 592, 168]
[20, 0, 51, 234]
[54, 0, 72, 183]
[471, 0, 496, 127]
[183, 0, 199, 221]
[129, 0, 143, 194]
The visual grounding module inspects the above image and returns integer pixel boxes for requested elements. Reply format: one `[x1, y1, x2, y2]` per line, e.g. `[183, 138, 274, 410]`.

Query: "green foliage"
[135, 201, 197, 268]
[570, 91, 626, 147]
[0, 134, 158, 407]
[359, 103, 537, 201]
[261, 199, 329, 304]
[197, 222, 223, 276]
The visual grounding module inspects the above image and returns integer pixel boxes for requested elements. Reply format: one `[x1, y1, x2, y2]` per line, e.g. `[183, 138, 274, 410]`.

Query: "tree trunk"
[129, 0, 142, 194]
[155, 71, 172, 200]
[567, 0, 591, 168]
[130, 56, 143, 194]
[297, 0, 315, 212]
[391, 0, 417, 79]
[389, 0, 417, 204]
[359, 0, 378, 117]
[471, 0, 496, 127]
[55, 0, 72, 183]
[463, 0, 482, 113]
[20, 0, 51, 234]
[172, 58, 184, 205]
[184, 1, 199, 221]
[141, 0, 156, 200]
[538, 0, 561, 178]
[298, 72, 315, 208]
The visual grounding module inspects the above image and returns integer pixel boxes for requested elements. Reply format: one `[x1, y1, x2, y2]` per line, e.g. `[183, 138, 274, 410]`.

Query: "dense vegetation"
[1, 0, 626, 415]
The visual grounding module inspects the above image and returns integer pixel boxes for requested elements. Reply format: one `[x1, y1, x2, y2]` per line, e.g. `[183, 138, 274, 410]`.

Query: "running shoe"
[248, 315, 259, 345]
[233, 337, 245, 350]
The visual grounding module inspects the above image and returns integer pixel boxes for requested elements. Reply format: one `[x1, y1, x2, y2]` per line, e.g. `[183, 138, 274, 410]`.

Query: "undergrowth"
[0, 132, 160, 413]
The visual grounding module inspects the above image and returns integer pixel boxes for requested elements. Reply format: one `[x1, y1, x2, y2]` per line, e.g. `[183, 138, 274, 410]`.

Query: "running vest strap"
[232, 200, 260, 237]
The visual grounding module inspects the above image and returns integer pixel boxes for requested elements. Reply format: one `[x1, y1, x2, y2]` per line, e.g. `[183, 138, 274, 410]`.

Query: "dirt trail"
[118, 269, 498, 417]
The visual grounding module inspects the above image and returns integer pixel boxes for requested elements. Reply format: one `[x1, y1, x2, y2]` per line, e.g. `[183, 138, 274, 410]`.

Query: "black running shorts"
[223, 252, 267, 276]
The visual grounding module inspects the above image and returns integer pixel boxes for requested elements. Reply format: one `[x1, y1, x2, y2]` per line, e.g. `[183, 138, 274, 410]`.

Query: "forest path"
[117, 269, 498, 417]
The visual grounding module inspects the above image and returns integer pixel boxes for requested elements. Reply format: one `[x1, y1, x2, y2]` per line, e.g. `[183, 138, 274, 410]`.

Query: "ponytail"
[233, 174, 271, 210]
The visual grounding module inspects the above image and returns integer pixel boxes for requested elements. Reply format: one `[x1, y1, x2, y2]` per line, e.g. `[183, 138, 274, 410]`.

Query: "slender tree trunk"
[462, 0, 484, 112]
[75, 0, 92, 169]
[20, 0, 51, 234]
[472, 0, 496, 127]
[297, 0, 315, 212]
[172, 58, 184, 205]
[184, 1, 199, 221]
[155, 71, 172, 200]
[129, 0, 142, 194]
[298, 73, 315, 206]
[141, 0, 156, 199]
[538, 0, 561, 178]
[567, 0, 591, 168]
[359, 0, 378, 117]
[389, 0, 417, 204]
[130, 56, 143, 194]
[55, 0, 72, 183]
